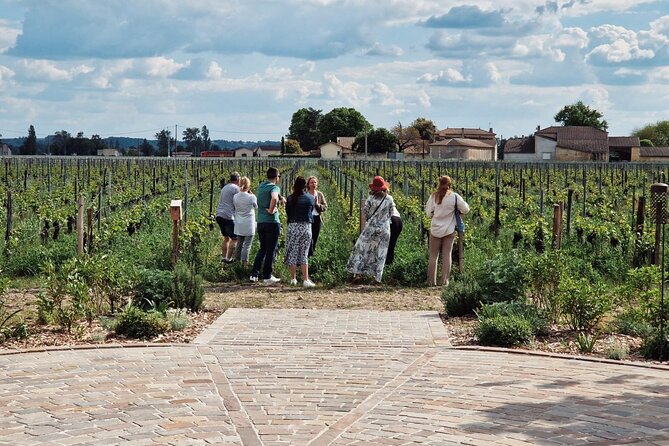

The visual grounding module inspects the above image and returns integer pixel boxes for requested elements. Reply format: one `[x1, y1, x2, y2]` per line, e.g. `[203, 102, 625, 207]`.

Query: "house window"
[337, 151, 340, 156]
[542, 153, 551, 160]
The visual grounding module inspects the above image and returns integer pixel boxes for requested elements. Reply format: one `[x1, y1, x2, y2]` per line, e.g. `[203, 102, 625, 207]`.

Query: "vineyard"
[0, 156, 668, 360]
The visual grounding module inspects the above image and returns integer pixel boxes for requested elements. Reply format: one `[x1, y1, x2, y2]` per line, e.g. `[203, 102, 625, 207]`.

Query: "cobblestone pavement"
[1, 309, 668, 445]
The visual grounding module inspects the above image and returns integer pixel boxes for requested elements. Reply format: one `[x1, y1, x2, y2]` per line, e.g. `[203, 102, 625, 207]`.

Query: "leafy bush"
[166, 309, 189, 331]
[114, 306, 170, 339]
[524, 251, 563, 319]
[172, 263, 204, 312]
[476, 301, 549, 336]
[477, 251, 526, 304]
[612, 308, 653, 337]
[441, 276, 481, 316]
[605, 340, 629, 360]
[641, 329, 669, 361]
[475, 315, 534, 347]
[576, 332, 599, 353]
[134, 269, 174, 310]
[557, 277, 612, 332]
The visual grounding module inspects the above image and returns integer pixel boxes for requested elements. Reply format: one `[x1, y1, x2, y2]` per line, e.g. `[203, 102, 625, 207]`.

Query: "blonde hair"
[307, 176, 318, 190]
[433, 175, 452, 204]
[239, 176, 251, 192]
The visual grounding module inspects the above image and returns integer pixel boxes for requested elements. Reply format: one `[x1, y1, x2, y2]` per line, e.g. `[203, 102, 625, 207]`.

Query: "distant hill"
[0, 136, 280, 152]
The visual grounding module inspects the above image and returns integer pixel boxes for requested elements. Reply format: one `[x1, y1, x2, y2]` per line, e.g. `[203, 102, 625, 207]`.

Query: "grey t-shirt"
[215, 183, 240, 220]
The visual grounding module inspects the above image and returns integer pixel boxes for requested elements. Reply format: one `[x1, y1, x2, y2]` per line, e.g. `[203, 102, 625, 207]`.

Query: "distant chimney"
[537, 125, 540, 131]
[489, 127, 493, 134]
[461, 127, 464, 138]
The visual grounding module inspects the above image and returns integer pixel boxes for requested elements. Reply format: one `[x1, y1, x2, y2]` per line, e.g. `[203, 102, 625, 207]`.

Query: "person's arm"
[425, 195, 435, 217]
[267, 191, 279, 214]
[319, 191, 328, 211]
[457, 194, 471, 215]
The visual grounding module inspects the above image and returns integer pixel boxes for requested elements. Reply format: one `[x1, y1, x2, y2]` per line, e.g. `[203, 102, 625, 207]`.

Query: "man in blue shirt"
[250, 167, 283, 284]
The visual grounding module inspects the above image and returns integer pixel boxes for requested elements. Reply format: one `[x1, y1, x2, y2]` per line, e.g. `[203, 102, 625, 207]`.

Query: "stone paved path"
[1, 308, 668, 445]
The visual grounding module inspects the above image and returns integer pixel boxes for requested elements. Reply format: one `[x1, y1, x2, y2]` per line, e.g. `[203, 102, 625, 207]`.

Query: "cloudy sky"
[0, 0, 668, 143]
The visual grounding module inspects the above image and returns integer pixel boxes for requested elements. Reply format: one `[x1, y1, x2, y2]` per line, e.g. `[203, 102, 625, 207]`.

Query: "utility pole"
[175, 124, 178, 155]
[167, 128, 171, 158]
[364, 124, 368, 161]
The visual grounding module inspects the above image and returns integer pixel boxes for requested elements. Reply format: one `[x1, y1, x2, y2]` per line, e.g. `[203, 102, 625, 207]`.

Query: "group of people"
[215, 168, 327, 287]
[215, 168, 469, 288]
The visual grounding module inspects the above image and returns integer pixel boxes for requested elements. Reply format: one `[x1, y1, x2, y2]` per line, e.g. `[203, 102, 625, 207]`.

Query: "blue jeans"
[252, 222, 281, 279]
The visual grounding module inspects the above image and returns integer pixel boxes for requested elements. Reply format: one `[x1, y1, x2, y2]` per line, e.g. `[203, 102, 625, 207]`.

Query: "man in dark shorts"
[215, 172, 240, 263]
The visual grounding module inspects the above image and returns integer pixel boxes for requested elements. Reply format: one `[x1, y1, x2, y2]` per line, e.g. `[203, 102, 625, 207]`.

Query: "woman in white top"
[306, 176, 328, 257]
[424, 175, 470, 286]
[233, 176, 258, 265]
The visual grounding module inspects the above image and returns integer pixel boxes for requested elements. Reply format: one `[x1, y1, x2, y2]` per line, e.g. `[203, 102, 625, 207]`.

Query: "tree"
[155, 129, 172, 156]
[21, 125, 37, 155]
[554, 101, 608, 130]
[182, 127, 202, 155]
[201, 125, 211, 151]
[318, 107, 370, 146]
[138, 139, 153, 156]
[353, 128, 397, 154]
[288, 107, 322, 152]
[412, 117, 437, 142]
[280, 136, 285, 155]
[284, 139, 303, 154]
[50, 130, 71, 156]
[633, 121, 669, 147]
[392, 121, 421, 152]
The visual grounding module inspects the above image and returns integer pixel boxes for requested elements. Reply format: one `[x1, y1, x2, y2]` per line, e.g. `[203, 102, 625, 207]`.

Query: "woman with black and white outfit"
[284, 176, 316, 287]
[306, 176, 328, 257]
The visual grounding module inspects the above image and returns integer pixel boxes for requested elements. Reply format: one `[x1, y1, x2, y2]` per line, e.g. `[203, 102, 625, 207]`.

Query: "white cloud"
[142, 57, 185, 78]
[649, 67, 669, 83]
[587, 24, 654, 64]
[417, 67, 469, 84]
[0, 19, 20, 52]
[364, 42, 404, 57]
[371, 82, 401, 106]
[16, 59, 72, 81]
[417, 90, 431, 108]
[324, 73, 367, 106]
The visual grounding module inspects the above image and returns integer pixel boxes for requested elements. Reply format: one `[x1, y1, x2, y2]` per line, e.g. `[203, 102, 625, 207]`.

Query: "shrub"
[114, 306, 170, 339]
[557, 277, 612, 332]
[134, 269, 174, 310]
[641, 329, 669, 361]
[441, 277, 481, 317]
[605, 340, 629, 360]
[166, 309, 189, 331]
[475, 315, 534, 347]
[576, 332, 599, 353]
[612, 309, 653, 337]
[477, 251, 526, 304]
[172, 263, 204, 312]
[477, 301, 549, 336]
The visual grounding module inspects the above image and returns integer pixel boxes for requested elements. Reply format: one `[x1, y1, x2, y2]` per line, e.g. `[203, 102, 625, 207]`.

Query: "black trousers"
[251, 222, 281, 279]
[309, 215, 322, 257]
[386, 215, 403, 265]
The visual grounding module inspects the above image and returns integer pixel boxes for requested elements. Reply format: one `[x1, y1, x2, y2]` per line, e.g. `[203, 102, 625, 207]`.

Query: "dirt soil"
[0, 284, 651, 364]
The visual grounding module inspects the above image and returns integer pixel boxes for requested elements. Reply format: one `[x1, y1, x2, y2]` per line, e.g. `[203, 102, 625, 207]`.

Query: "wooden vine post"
[4, 190, 12, 243]
[170, 200, 183, 266]
[552, 202, 564, 250]
[76, 194, 85, 256]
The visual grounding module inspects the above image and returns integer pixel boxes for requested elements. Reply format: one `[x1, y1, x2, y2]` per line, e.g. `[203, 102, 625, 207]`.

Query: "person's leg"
[233, 236, 243, 261]
[262, 223, 281, 280]
[439, 232, 457, 286]
[251, 224, 269, 278]
[427, 234, 443, 286]
[300, 264, 309, 282]
[309, 215, 321, 256]
[226, 238, 237, 260]
[386, 216, 403, 265]
[289, 265, 297, 281]
[241, 234, 254, 264]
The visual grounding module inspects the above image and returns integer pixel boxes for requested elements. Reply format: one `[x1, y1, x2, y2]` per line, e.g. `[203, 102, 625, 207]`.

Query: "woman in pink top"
[424, 175, 470, 286]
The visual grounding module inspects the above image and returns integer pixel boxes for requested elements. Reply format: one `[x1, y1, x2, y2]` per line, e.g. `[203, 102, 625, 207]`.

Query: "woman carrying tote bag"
[424, 175, 470, 287]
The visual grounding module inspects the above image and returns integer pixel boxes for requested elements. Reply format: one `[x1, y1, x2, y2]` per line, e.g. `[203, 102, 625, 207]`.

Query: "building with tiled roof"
[432, 127, 497, 160]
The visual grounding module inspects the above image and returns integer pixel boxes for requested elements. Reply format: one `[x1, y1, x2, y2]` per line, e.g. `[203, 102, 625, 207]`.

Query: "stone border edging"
[0, 342, 191, 356]
[453, 345, 669, 371]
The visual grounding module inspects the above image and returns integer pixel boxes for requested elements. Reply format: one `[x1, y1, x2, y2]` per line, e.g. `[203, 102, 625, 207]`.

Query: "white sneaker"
[249, 275, 258, 282]
[303, 279, 315, 288]
[290, 279, 298, 286]
[263, 275, 281, 284]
